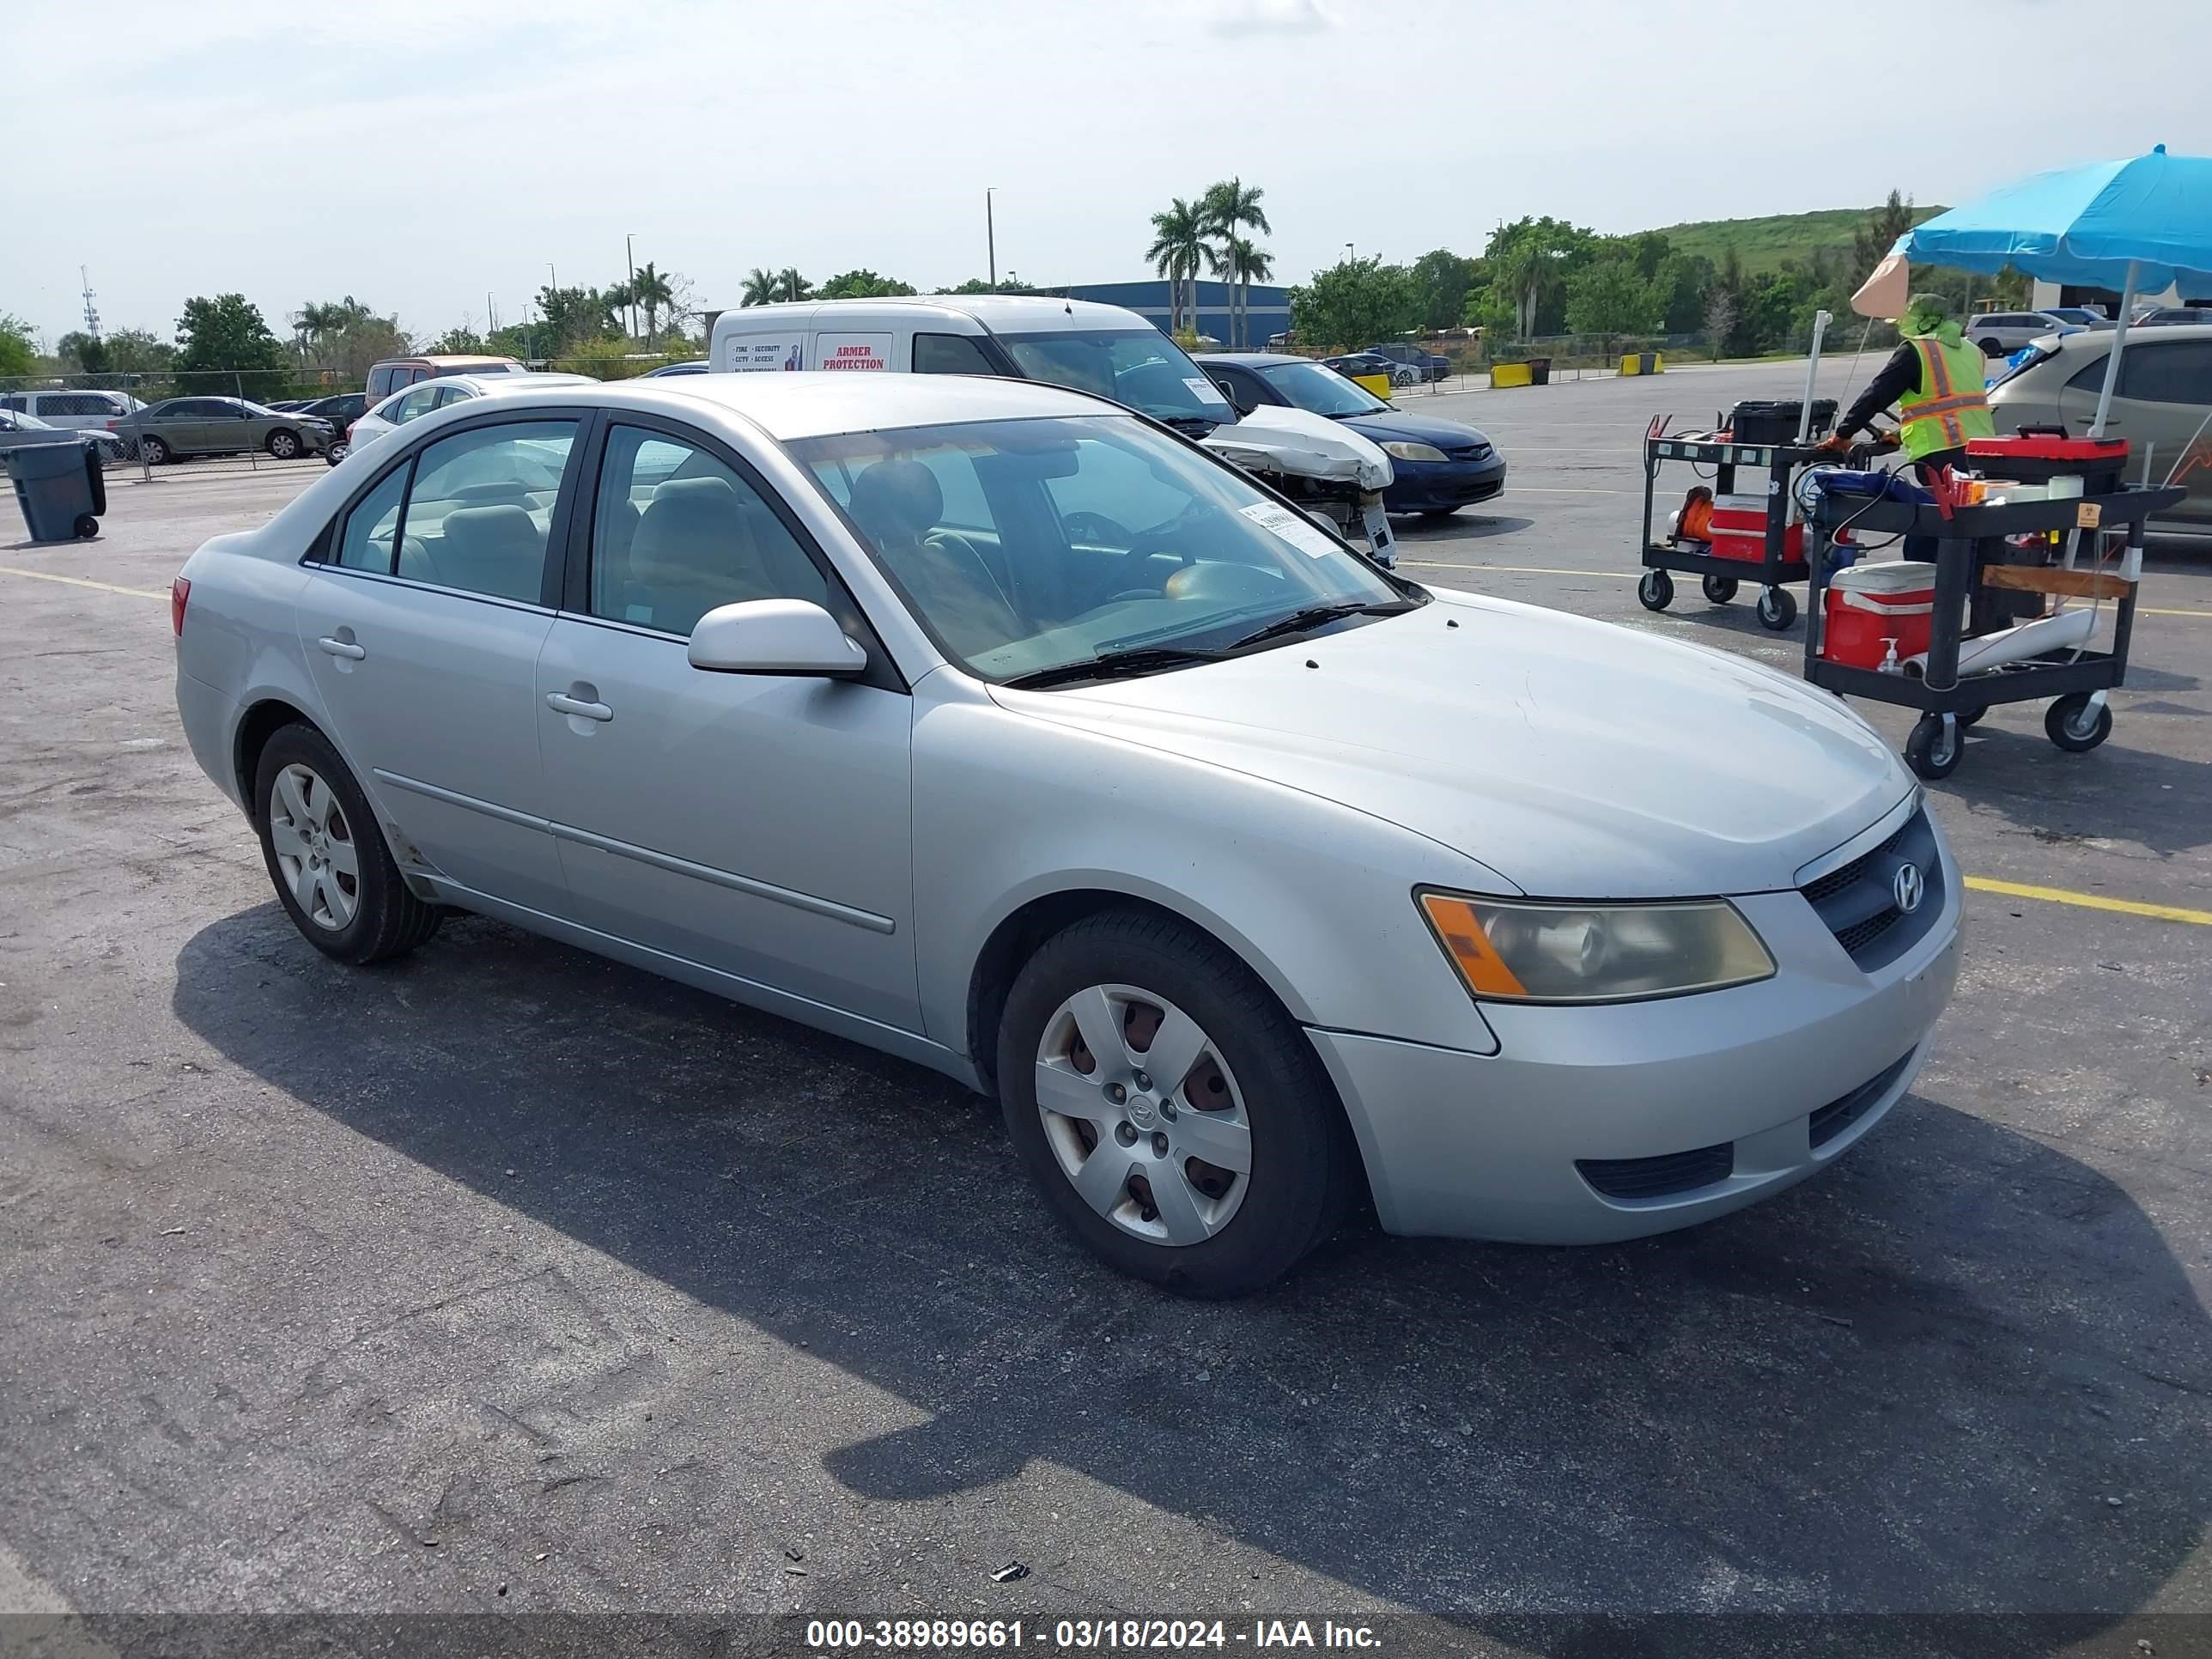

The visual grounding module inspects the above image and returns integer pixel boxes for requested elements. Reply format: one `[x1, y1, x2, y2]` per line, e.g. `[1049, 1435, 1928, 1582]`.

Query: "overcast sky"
[9, 0, 2208, 346]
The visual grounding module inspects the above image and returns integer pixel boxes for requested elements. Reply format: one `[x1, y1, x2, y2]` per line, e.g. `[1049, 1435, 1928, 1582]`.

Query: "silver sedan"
[171, 373, 1960, 1295]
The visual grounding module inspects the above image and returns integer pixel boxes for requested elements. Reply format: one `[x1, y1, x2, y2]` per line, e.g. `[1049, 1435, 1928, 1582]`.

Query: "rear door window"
[2118, 341, 2212, 404]
[394, 421, 580, 602]
[914, 332, 998, 375]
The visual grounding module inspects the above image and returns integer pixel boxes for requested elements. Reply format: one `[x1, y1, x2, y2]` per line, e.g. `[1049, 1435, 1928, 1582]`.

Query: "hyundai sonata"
[172, 373, 1961, 1295]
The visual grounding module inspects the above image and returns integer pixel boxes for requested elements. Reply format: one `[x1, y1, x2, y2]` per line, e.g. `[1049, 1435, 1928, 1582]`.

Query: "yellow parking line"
[0, 565, 168, 601]
[1965, 877, 2212, 927]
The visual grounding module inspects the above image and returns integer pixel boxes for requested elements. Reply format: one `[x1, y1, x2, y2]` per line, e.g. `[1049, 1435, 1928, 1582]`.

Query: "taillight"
[170, 577, 190, 637]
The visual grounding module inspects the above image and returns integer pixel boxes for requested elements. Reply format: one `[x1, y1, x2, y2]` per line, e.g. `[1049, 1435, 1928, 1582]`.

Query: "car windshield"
[997, 331, 1236, 432]
[789, 414, 1408, 684]
[1255, 360, 1390, 418]
[1990, 339, 2063, 390]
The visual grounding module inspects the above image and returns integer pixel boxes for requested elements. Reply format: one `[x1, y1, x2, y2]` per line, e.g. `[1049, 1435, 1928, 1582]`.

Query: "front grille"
[1801, 808, 1943, 971]
[1447, 441, 1493, 462]
[1809, 1051, 1915, 1147]
[1577, 1141, 1735, 1201]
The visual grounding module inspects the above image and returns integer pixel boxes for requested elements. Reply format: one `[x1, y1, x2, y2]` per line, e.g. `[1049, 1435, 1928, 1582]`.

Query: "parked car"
[1964, 311, 2081, 357]
[641, 360, 711, 377]
[2041, 307, 2112, 328]
[0, 388, 145, 436]
[364, 354, 527, 402]
[1363, 342, 1453, 386]
[266, 399, 312, 412]
[340, 373, 599, 463]
[172, 371, 1959, 1295]
[1987, 322, 2212, 523]
[1320, 351, 1395, 380]
[1198, 352, 1504, 517]
[110, 397, 332, 465]
[0, 408, 130, 464]
[295, 392, 368, 453]
[2129, 307, 2210, 328]
[709, 295, 1397, 562]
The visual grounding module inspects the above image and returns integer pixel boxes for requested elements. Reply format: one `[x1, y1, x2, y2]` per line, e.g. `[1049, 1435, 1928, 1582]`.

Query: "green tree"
[740, 268, 783, 307]
[1147, 197, 1208, 334]
[1853, 190, 1918, 282]
[1221, 237, 1273, 345]
[1483, 216, 1593, 337]
[1288, 257, 1419, 351]
[1410, 249, 1479, 334]
[174, 294, 288, 392]
[817, 268, 917, 301]
[948, 276, 1037, 295]
[102, 328, 174, 375]
[428, 324, 486, 356]
[628, 260, 678, 344]
[1564, 259, 1662, 335]
[57, 331, 110, 374]
[536, 284, 620, 348]
[0, 313, 33, 380]
[1201, 177, 1271, 348]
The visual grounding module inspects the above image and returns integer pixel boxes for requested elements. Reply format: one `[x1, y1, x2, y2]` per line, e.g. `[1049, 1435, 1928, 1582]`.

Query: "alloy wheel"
[267, 763, 360, 930]
[1034, 984, 1253, 1246]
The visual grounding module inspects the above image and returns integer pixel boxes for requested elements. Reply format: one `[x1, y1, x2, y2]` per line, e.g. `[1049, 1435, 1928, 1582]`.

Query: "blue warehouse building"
[1046, 279, 1292, 347]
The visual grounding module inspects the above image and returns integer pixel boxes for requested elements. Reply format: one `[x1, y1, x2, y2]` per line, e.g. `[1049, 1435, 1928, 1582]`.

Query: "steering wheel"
[925, 528, 1020, 619]
[1109, 511, 1208, 594]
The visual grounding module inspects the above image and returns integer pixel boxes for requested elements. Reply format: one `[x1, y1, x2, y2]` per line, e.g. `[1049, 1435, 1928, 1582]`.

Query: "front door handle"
[316, 635, 367, 660]
[546, 691, 613, 722]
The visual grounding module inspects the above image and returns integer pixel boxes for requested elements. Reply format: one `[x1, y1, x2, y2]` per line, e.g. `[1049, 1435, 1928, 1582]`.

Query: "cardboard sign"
[817, 333, 892, 372]
[726, 337, 805, 372]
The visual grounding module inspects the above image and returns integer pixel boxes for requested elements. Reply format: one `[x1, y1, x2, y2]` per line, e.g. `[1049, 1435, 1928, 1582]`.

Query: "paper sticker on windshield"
[1239, 501, 1343, 559]
[1185, 377, 1225, 404]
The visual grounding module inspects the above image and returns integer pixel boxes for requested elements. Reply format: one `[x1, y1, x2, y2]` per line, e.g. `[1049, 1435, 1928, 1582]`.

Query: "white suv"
[0, 388, 145, 434]
[1963, 311, 2077, 359]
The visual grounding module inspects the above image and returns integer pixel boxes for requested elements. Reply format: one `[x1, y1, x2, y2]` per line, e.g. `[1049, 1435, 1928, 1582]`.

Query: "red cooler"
[1707, 493, 1802, 563]
[1822, 562, 1937, 668]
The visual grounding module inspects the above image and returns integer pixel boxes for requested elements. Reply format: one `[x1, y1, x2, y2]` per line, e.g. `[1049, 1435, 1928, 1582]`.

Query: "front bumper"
[1307, 851, 1964, 1243]
[1384, 454, 1506, 513]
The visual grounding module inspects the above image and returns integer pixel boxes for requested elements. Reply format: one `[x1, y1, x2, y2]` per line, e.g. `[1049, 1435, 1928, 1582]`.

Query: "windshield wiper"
[1226, 600, 1413, 650]
[1000, 645, 1232, 691]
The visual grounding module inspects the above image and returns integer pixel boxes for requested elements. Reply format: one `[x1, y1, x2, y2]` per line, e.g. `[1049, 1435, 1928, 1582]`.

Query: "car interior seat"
[432, 505, 546, 603]
[621, 476, 779, 635]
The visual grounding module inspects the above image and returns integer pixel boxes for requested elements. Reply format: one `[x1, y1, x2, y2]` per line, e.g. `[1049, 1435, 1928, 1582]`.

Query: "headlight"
[1380, 441, 1449, 463]
[1417, 890, 1775, 1004]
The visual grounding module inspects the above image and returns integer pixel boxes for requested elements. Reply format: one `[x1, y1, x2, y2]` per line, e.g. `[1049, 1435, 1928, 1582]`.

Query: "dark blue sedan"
[1196, 353, 1504, 518]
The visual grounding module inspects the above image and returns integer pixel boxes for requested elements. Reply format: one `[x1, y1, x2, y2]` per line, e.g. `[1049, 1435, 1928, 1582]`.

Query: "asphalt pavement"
[1, 362, 2208, 1657]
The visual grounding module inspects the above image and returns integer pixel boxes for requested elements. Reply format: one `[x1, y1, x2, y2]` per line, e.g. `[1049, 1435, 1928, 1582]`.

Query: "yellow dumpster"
[1351, 372, 1393, 399]
[1490, 362, 1533, 389]
[1620, 351, 1664, 376]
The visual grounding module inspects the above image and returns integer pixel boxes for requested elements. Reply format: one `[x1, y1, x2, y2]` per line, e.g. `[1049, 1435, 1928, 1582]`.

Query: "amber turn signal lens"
[1418, 892, 1530, 998]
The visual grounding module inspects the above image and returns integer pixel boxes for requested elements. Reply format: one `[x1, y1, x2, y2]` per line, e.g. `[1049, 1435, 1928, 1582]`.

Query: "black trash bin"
[1526, 356, 1553, 386]
[8, 439, 105, 542]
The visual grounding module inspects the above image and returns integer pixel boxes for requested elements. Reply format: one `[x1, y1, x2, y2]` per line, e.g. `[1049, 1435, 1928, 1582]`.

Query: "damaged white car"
[708, 295, 1398, 563]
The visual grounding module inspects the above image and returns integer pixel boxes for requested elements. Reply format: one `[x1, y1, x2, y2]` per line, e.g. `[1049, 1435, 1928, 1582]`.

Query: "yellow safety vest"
[1898, 335, 1996, 459]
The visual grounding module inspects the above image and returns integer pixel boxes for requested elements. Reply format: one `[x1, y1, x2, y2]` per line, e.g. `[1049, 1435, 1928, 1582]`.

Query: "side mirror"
[688, 599, 867, 678]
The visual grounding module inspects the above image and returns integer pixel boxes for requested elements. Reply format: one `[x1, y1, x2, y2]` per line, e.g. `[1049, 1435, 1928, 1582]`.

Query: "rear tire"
[253, 723, 441, 965]
[1638, 568, 1674, 611]
[2045, 692, 2112, 753]
[1756, 586, 1799, 630]
[1701, 574, 1739, 604]
[996, 908, 1352, 1297]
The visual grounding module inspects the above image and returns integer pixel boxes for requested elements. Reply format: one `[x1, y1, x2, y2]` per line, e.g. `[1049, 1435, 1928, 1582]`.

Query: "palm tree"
[1146, 198, 1207, 335]
[1202, 179, 1270, 347]
[628, 261, 675, 346]
[1229, 238, 1274, 348]
[776, 267, 812, 304]
[741, 268, 781, 307]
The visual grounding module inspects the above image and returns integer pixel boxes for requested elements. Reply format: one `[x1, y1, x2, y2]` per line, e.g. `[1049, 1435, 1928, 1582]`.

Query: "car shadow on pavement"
[172, 905, 2212, 1641]
[1390, 514, 1533, 543]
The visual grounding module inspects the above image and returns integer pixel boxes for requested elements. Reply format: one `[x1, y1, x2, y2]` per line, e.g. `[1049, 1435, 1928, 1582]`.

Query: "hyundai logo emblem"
[1893, 863, 1925, 915]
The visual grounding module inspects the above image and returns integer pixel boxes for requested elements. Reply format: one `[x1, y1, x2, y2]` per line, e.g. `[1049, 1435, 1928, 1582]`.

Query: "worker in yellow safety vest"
[1820, 292, 1996, 475]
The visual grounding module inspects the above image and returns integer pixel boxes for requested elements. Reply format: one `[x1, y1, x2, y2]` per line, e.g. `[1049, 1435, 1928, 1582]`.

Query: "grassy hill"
[1653, 204, 1948, 275]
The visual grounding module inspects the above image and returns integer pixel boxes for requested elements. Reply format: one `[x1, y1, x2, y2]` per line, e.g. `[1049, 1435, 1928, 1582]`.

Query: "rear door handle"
[546, 692, 613, 722]
[316, 635, 367, 659]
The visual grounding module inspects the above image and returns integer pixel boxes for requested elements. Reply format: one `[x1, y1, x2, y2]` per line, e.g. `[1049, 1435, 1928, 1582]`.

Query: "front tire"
[1638, 568, 1674, 611]
[1905, 712, 1963, 780]
[254, 724, 442, 965]
[266, 429, 301, 459]
[2045, 692, 2112, 752]
[1756, 586, 1799, 630]
[996, 909, 1352, 1297]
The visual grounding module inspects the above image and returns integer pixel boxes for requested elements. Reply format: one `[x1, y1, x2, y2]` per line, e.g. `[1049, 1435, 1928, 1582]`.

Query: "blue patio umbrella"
[1859, 146, 2212, 437]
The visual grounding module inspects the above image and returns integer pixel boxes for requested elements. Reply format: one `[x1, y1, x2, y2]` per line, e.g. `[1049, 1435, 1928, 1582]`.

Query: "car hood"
[990, 588, 1911, 898]
[1204, 404, 1394, 490]
[1340, 410, 1491, 451]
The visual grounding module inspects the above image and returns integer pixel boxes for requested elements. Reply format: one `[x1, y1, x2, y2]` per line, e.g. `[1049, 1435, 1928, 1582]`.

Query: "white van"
[709, 295, 1397, 561]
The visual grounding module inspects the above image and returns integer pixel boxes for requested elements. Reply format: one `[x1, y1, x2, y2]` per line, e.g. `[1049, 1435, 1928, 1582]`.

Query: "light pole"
[987, 188, 999, 289]
[1344, 242, 1355, 264]
[625, 234, 638, 338]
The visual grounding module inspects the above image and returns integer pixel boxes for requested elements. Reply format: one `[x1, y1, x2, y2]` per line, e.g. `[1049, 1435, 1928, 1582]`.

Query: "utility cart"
[1638, 429, 1826, 632]
[1802, 484, 2185, 781]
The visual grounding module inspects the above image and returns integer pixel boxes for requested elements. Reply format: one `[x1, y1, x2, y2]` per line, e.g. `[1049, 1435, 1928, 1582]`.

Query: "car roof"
[1194, 352, 1310, 368]
[445, 372, 600, 392]
[720, 295, 1155, 336]
[405, 369, 1117, 441]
